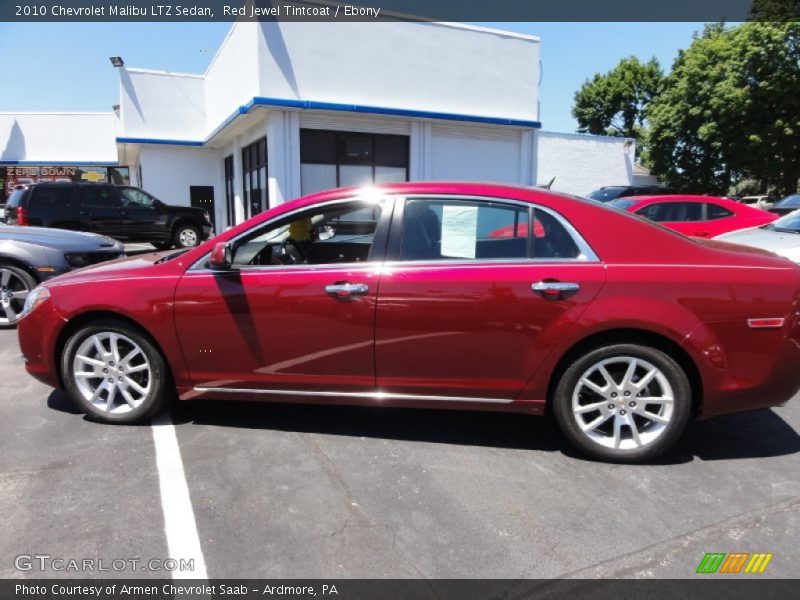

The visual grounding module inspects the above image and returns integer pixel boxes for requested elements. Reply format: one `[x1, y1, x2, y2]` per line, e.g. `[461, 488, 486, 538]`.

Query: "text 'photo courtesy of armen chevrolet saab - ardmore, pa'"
[0, 1, 799, 598]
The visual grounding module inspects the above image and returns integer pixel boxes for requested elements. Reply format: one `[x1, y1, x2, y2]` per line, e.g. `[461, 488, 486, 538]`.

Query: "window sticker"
[441, 205, 478, 258]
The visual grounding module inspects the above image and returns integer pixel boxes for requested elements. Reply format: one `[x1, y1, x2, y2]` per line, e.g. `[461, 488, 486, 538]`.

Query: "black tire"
[152, 241, 173, 250]
[61, 319, 172, 424]
[553, 343, 692, 463]
[0, 263, 36, 330]
[172, 223, 201, 249]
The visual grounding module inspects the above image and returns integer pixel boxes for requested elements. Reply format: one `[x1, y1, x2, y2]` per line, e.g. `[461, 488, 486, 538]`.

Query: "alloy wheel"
[0, 268, 31, 325]
[571, 356, 674, 450]
[72, 332, 152, 414]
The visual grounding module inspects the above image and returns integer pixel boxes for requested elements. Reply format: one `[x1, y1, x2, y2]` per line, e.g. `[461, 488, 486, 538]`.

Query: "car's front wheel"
[553, 343, 692, 462]
[62, 320, 171, 423]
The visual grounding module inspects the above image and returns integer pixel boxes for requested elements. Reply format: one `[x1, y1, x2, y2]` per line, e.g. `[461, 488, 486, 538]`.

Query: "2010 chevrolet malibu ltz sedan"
[16, 183, 800, 462]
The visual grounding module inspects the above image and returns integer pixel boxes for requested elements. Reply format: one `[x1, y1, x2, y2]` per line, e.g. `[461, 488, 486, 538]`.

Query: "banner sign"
[0, 166, 130, 198]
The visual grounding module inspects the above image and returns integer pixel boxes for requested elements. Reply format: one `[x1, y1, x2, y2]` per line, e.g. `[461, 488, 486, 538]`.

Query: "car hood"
[0, 225, 123, 252]
[45, 250, 183, 286]
[714, 227, 800, 263]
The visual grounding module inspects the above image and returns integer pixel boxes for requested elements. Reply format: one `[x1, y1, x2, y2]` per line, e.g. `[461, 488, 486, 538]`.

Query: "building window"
[300, 130, 409, 195]
[224, 155, 234, 226]
[242, 137, 267, 219]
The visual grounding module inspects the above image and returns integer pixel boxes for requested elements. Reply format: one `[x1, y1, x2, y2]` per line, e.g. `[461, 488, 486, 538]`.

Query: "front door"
[173, 196, 392, 393]
[375, 197, 607, 400]
[118, 187, 166, 242]
[190, 186, 216, 229]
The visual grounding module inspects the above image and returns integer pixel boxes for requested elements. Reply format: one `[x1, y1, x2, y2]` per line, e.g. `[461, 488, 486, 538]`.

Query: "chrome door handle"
[325, 282, 369, 299]
[532, 281, 580, 300]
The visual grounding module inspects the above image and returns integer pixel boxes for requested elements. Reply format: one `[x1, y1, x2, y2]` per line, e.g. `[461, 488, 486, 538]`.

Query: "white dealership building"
[0, 20, 640, 231]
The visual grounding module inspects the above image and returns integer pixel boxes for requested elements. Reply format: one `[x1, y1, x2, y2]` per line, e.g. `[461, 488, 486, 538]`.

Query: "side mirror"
[209, 242, 233, 270]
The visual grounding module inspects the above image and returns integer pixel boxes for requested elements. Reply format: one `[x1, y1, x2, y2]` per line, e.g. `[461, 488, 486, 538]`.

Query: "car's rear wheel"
[62, 320, 171, 423]
[173, 224, 201, 249]
[0, 264, 35, 329]
[153, 241, 173, 250]
[553, 343, 691, 463]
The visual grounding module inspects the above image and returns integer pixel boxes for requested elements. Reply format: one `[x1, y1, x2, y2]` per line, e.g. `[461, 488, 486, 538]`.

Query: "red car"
[16, 183, 800, 462]
[609, 195, 777, 237]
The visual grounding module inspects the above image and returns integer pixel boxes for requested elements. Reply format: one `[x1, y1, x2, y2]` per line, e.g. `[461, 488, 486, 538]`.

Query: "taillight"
[16, 207, 28, 226]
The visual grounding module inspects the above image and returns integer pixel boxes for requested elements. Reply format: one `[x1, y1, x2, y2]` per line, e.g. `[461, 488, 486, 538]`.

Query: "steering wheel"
[279, 238, 305, 264]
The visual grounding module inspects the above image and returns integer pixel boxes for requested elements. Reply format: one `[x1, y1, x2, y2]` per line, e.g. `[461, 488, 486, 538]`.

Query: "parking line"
[151, 410, 208, 580]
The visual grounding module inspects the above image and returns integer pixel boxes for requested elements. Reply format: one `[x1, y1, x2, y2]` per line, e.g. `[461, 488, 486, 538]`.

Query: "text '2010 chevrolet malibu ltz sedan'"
[16, 183, 800, 462]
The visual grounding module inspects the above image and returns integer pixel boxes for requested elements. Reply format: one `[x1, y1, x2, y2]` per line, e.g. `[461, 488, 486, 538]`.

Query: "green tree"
[647, 23, 800, 195]
[572, 56, 663, 145]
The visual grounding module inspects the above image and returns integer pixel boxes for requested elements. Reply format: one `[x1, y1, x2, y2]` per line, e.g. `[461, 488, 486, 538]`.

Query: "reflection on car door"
[173, 197, 393, 394]
[375, 197, 607, 400]
[75, 185, 125, 238]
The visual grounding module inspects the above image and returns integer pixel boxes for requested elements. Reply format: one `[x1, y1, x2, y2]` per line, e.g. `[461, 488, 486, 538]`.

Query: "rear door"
[374, 196, 606, 401]
[75, 185, 125, 239]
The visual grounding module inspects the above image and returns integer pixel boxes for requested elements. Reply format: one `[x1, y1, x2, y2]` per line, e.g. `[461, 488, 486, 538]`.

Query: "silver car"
[714, 210, 800, 264]
[0, 226, 124, 328]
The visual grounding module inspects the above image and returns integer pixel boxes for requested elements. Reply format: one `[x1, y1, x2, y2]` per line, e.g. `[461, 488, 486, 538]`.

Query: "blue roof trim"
[118, 97, 542, 147]
[0, 160, 120, 166]
[115, 137, 204, 146]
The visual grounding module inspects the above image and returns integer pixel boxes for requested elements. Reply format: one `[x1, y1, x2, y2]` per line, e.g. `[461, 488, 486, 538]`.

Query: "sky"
[0, 21, 705, 133]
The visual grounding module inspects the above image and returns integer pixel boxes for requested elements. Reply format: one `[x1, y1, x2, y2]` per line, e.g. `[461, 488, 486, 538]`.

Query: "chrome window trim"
[193, 386, 513, 404]
[189, 194, 396, 271]
[395, 194, 601, 263]
[189, 192, 601, 272]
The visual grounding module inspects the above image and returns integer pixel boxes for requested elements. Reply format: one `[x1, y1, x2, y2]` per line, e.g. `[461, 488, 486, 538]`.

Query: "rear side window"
[400, 198, 529, 261]
[28, 186, 73, 208]
[705, 203, 733, 220]
[76, 186, 118, 207]
[532, 208, 580, 259]
[638, 202, 702, 222]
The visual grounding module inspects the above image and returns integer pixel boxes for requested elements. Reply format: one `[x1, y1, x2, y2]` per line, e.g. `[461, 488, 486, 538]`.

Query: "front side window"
[230, 200, 385, 268]
[120, 188, 155, 208]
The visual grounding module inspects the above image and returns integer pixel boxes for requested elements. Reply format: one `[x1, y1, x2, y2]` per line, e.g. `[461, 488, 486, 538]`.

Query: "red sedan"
[16, 183, 800, 462]
[609, 195, 777, 237]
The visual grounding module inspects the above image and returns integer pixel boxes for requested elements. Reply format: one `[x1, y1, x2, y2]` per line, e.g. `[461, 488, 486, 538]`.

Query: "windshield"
[608, 199, 638, 210]
[587, 187, 626, 201]
[764, 210, 800, 233]
[775, 194, 800, 208]
[6, 188, 24, 209]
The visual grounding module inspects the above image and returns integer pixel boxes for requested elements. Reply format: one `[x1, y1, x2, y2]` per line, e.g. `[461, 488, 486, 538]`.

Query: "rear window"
[6, 188, 25, 209]
[587, 187, 626, 202]
[608, 199, 638, 210]
[28, 186, 74, 208]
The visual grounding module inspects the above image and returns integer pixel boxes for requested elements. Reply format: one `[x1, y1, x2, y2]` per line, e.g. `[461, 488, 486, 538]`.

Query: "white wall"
[138, 145, 223, 227]
[204, 23, 260, 131]
[255, 21, 540, 123]
[0, 113, 118, 163]
[534, 131, 635, 196]
[119, 69, 206, 142]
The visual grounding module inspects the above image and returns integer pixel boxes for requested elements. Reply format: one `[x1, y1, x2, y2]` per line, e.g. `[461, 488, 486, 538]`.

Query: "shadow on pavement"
[46, 388, 800, 463]
[166, 397, 799, 463]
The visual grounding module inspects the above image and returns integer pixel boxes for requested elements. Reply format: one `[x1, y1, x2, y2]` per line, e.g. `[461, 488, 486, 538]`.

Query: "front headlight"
[20, 286, 50, 320]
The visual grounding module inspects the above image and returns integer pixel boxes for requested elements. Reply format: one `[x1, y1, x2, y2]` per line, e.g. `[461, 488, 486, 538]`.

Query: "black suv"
[587, 185, 674, 202]
[4, 183, 213, 249]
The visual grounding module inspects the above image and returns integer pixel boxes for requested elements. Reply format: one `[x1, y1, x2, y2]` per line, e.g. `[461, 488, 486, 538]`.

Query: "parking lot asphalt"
[1, 326, 798, 579]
